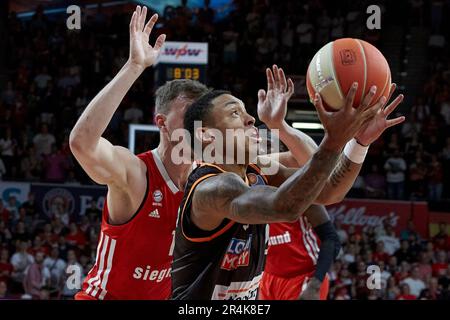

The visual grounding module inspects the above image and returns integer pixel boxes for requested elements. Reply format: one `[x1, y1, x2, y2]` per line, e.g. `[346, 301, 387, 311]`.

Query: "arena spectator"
[397, 283, 416, 300]
[0, 280, 10, 299]
[32, 124, 55, 157]
[20, 193, 38, 218]
[400, 220, 421, 242]
[417, 251, 433, 281]
[65, 223, 86, 250]
[433, 223, 450, 251]
[384, 277, 398, 299]
[42, 144, 70, 183]
[384, 149, 407, 199]
[33, 66, 52, 92]
[10, 241, 34, 288]
[0, 249, 13, 285]
[408, 152, 428, 199]
[20, 145, 42, 181]
[0, 200, 10, 224]
[427, 154, 444, 200]
[22, 251, 51, 299]
[401, 266, 426, 298]
[43, 246, 66, 292]
[376, 225, 401, 256]
[364, 164, 386, 198]
[432, 250, 449, 277]
[60, 250, 83, 299]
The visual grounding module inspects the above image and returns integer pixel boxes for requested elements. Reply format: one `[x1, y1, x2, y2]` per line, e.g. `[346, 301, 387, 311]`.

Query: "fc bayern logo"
[43, 188, 75, 218]
[153, 190, 163, 203]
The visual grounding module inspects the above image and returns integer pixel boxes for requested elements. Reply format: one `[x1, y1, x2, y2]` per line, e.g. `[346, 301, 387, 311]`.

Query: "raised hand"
[257, 65, 294, 128]
[128, 6, 166, 70]
[355, 84, 405, 146]
[316, 83, 383, 151]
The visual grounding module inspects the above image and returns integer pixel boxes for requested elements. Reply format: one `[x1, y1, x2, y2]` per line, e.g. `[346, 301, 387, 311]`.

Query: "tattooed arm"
[262, 153, 363, 206]
[190, 82, 381, 230]
[314, 154, 363, 204]
[190, 146, 341, 230]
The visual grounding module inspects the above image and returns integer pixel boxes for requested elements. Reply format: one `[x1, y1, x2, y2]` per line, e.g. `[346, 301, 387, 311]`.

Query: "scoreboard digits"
[167, 66, 201, 81]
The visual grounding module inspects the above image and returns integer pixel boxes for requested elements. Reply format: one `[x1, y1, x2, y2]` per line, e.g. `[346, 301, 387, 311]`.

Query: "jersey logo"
[247, 173, 265, 186]
[153, 189, 163, 206]
[221, 235, 252, 271]
[149, 209, 160, 218]
[268, 231, 292, 246]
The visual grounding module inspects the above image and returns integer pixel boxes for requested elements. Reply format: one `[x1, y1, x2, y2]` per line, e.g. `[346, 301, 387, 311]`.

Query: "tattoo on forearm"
[329, 155, 353, 187]
[277, 148, 340, 213]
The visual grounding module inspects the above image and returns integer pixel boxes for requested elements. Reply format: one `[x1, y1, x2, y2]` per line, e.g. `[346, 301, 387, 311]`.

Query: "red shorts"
[259, 272, 329, 300]
[74, 291, 98, 300]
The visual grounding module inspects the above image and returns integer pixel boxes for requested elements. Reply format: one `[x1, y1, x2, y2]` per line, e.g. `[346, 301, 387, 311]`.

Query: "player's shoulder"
[193, 171, 248, 203]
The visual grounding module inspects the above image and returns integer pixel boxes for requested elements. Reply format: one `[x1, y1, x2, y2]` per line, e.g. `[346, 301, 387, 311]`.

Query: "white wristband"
[343, 139, 369, 164]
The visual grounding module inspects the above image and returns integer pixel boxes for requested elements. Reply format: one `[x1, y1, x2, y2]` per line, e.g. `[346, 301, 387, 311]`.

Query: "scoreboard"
[155, 41, 208, 85]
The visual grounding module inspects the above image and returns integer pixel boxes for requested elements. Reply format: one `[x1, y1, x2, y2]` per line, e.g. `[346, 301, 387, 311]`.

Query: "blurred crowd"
[0, 0, 450, 299]
[0, 193, 101, 299]
[1, 192, 449, 300]
[328, 220, 450, 300]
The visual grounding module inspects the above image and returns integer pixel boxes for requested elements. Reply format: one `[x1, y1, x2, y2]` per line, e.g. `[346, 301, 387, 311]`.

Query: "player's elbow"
[69, 127, 94, 156]
[69, 129, 83, 154]
[271, 195, 303, 222]
[315, 192, 345, 206]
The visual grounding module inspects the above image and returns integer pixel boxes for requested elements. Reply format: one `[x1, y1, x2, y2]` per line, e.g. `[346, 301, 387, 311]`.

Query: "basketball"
[306, 38, 391, 111]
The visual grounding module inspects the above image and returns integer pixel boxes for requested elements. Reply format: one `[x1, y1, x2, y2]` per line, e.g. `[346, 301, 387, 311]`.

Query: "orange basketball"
[306, 38, 391, 111]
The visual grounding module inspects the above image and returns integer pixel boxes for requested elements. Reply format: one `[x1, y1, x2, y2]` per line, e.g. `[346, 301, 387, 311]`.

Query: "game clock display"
[156, 64, 206, 85]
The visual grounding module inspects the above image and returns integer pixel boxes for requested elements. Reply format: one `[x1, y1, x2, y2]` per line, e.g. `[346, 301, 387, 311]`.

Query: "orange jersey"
[76, 149, 183, 300]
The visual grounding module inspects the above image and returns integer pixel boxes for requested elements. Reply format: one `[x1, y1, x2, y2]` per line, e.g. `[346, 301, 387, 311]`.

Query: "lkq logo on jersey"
[221, 235, 252, 271]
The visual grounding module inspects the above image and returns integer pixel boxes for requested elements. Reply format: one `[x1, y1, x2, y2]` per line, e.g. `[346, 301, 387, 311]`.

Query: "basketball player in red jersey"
[69, 6, 209, 300]
[257, 67, 405, 300]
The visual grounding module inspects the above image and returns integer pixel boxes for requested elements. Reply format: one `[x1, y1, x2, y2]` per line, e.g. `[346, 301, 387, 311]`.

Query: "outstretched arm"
[259, 77, 405, 205]
[70, 7, 165, 186]
[191, 146, 341, 230]
[190, 85, 380, 230]
[69, 7, 165, 224]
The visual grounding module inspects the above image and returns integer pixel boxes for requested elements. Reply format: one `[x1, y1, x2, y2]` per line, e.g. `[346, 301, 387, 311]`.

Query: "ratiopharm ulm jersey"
[171, 163, 269, 300]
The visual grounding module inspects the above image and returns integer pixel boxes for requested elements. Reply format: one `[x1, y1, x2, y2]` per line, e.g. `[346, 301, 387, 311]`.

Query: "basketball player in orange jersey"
[69, 6, 211, 300]
[170, 62, 403, 299]
[257, 67, 405, 300]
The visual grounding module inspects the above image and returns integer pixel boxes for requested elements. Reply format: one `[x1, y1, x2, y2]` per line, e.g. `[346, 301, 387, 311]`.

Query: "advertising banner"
[30, 183, 106, 220]
[327, 198, 429, 238]
[158, 41, 208, 65]
[0, 181, 31, 207]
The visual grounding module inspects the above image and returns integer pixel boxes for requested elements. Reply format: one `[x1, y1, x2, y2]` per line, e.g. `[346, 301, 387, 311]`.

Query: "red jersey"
[264, 217, 320, 278]
[77, 150, 183, 300]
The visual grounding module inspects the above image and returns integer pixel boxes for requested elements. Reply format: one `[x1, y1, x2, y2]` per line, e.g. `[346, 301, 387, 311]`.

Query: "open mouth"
[248, 127, 261, 143]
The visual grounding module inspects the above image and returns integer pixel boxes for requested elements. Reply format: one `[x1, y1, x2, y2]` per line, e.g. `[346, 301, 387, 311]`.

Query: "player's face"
[207, 94, 258, 163]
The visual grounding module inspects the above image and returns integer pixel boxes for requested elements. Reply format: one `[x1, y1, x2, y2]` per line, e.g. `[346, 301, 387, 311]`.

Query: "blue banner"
[30, 183, 106, 220]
